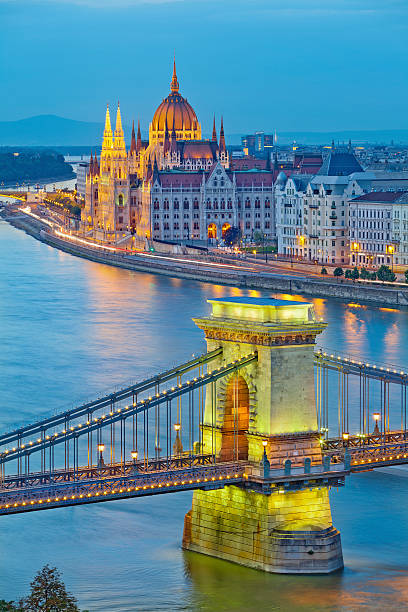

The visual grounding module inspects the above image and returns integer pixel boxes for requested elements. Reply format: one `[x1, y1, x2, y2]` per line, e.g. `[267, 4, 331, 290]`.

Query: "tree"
[351, 266, 360, 281]
[377, 265, 396, 282]
[359, 268, 371, 280]
[320, 267, 328, 275]
[344, 269, 352, 279]
[19, 565, 79, 612]
[333, 267, 343, 279]
[0, 600, 19, 611]
[223, 226, 242, 247]
[253, 230, 263, 245]
[370, 271, 377, 281]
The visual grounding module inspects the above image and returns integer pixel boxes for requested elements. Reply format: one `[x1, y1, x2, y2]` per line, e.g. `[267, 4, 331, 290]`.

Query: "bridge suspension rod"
[0, 348, 223, 446]
[0, 352, 258, 466]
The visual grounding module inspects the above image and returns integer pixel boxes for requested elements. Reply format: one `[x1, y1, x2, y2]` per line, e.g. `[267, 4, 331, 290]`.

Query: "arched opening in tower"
[220, 374, 249, 461]
[222, 222, 231, 238]
[208, 223, 217, 239]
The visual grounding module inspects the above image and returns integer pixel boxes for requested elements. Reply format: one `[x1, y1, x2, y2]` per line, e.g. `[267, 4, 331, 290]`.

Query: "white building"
[349, 191, 408, 268]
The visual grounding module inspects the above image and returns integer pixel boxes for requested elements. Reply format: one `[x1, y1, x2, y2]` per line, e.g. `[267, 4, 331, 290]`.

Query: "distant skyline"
[1, 0, 407, 135]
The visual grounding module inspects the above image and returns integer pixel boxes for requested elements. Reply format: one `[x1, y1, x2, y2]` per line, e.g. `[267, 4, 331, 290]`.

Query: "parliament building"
[82, 61, 275, 245]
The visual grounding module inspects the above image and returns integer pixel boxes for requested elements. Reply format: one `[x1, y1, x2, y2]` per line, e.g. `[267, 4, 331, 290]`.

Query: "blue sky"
[1, 0, 407, 133]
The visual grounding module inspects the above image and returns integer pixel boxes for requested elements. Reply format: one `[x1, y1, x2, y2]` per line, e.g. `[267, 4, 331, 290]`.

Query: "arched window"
[220, 199, 225, 210]
[164, 199, 169, 210]
[245, 198, 251, 209]
[255, 198, 260, 209]
[227, 199, 232, 209]
[184, 199, 189, 210]
[153, 199, 160, 210]
[265, 198, 270, 208]
[173, 199, 179, 210]
[208, 223, 217, 239]
[154, 222, 160, 231]
[222, 222, 231, 237]
[213, 199, 219, 210]
[118, 194, 124, 207]
[193, 199, 199, 209]
[184, 222, 189, 230]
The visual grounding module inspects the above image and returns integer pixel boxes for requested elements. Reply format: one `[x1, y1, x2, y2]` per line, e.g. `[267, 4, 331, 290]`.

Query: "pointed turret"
[93, 152, 99, 175]
[331, 138, 335, 150]
[102, 104, 113, 151]
[163, 125, 170, 154]
[170, 56, 179, 93]
[219, 116, 226, 152]
[130, 120, 136, 154]
[114, 102, 126, 150]
[170, 114, 178, 153]
[153, 155, 160, 184]
[212, 115, 217, 143]
[136, 120, 142, 153]
[146, 158, 153, 182]
[89, 151, 94, 176]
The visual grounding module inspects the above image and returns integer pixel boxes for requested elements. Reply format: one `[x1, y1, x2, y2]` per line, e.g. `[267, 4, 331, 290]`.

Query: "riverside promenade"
[3, 207, 408, 306]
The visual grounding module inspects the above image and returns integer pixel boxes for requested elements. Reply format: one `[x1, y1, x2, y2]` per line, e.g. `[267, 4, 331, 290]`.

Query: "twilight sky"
[1, 0, 407, 134]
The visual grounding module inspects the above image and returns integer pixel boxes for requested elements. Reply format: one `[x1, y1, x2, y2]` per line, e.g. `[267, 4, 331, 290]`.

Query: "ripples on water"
[1, 220, 408, 611]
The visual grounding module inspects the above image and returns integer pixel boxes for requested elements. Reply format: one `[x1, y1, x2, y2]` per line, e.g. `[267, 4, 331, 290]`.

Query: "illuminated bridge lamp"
[373, 413, 381, 435]
[97, 443, 105, 468]
[342, 432, 349, 447]
[173, 423, 183, 456]
[131, 450, 138, 474]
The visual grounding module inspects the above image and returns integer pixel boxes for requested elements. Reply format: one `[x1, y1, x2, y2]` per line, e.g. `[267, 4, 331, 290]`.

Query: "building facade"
[82, 62, 275, 245]
[349, 191, 408, 268]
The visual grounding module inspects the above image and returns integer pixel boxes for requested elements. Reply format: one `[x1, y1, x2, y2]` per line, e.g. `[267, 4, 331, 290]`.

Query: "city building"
[349, 191, 408, 268]
[82, 61, 275, 245]
[76, 161, 89, 197]
[275, 149, 364, 263]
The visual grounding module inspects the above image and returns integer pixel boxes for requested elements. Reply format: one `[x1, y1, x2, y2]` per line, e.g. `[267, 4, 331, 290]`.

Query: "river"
[1, 219, 408, 611]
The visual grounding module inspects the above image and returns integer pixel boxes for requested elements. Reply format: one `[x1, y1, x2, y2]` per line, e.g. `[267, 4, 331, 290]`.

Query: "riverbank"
[3, 209, 408, 306]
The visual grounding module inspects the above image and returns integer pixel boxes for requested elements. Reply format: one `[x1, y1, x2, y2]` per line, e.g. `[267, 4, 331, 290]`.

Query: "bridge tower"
[183, 297, 343, 573]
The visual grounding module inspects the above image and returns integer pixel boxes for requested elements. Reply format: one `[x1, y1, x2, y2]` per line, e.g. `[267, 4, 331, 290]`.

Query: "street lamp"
[342, 432, 349, 447]
[351, 241, 360, 266]
[385, 244, 395, 272]
[97, 443, 105, 468]
[372, 413, 380, 435]
[131, 450, 138, 474]
[173, 423, 183, 455]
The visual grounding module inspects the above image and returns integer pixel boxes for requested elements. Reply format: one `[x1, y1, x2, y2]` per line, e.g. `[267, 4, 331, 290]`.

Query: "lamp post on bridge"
[97, 443, 105, 468]
[131, 450, 138, 474]
[372, 413, 380, 435]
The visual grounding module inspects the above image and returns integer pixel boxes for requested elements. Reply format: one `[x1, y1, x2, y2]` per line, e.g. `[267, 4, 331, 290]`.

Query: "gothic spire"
[170, 56, 179, 93]
[219, 116, 226, 152]
[89, 151, 93, 176]
[102, 104, 113, 150]
[212, 115, 217, 143]
[136, 119, 142, 153]
[130, 120, 136, 154]
[114, 102, 126, 150]
[94, 151, 99, 174]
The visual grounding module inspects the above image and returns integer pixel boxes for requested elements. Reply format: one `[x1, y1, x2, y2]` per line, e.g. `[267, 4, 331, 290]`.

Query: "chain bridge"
[1, 297, 407, 574]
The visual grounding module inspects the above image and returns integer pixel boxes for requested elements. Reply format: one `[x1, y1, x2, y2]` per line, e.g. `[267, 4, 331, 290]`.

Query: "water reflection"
[2, 222, 408, 610]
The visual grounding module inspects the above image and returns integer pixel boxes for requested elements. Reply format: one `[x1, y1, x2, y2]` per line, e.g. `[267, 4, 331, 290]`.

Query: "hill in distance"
[1, 114, 408, 147]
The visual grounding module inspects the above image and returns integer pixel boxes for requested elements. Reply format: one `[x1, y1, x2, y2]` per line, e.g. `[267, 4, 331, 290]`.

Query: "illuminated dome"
[150, 60, 201, 141]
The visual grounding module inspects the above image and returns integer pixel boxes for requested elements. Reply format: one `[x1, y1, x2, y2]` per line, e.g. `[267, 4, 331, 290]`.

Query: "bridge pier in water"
[183, 297, 343, 573]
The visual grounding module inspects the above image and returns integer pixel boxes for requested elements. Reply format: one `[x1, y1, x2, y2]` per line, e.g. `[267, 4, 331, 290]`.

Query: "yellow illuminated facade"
[183, 297, 344, 574]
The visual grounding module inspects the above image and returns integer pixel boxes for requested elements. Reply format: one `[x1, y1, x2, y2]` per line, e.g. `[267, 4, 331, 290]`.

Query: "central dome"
[151, 61, 201, 137]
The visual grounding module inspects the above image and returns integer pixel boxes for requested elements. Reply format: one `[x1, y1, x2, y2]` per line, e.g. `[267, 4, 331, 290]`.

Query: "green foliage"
[404, 270, 408, 284]
[223, 226, 242, 246]
[0, 148, 74, 185]
[253, 231, 264, 245]
[351, 266, 360, 280]
[370, 272, 377, 281]
[0, 600, 19, 611]
[320, 267, 328, 275]
[377, 265, 396, 282]
[359, 268, 371, 280]
[333, 267, 343, 278]
[18, 565, 79, 612]
[344, 269, 352, 279]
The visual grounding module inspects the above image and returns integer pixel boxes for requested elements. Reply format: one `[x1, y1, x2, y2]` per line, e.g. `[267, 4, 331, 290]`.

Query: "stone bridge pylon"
[183, 297, 343, 574]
